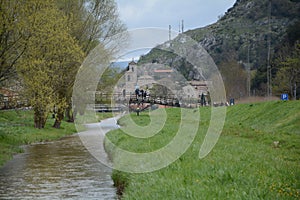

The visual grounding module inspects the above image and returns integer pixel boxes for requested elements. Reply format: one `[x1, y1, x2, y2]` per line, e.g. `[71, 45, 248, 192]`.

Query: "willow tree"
[0, 0, 26, 84]
[56, 0, 126, 122]
[17, 0, 83, 128]
[56, 0, 126, 54]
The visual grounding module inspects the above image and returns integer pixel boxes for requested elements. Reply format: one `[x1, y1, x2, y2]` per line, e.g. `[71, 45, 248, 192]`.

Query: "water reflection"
[0, 135, 116, 199]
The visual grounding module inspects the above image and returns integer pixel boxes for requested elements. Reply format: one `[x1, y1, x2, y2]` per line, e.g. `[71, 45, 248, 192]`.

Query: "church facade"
[118, 61, 210, 101]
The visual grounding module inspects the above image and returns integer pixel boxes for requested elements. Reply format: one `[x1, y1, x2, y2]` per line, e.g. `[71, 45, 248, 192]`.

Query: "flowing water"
[0, 133, 117, 199]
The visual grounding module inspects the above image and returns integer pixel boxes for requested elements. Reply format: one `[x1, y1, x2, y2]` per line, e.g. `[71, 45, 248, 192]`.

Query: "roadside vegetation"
[106, 101, 300, 199]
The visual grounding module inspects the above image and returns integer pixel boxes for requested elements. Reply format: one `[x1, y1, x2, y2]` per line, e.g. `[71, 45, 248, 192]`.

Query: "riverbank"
[0, 109, 114, 167]
[0, 110, 76, 166]
[105, 101, 300, 199]
[0, 118, 117, 199]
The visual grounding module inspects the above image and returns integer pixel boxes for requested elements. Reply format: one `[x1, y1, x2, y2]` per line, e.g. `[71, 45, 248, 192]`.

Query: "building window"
[127, 75, 131, 81]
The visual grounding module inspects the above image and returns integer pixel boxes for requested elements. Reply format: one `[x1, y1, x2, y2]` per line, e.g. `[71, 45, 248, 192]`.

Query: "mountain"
[111, 61, 131, 69]
[189, 0, 298, 64]
[138, 0, 300, 98]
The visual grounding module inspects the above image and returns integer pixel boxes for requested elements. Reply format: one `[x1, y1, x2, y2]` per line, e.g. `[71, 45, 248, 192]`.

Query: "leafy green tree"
[2, 0, 125, 128]
[56, 0, 126, 122]
[50, 28, 84, 129]
[97, 67, 123, 91]
[17, 0, 83, 128]
[273, 43, 300, 99]
[0, 0, 26, 84]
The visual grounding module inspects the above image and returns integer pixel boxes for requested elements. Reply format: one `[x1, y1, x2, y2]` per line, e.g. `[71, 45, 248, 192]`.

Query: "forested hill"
[138, 0, 300, 98]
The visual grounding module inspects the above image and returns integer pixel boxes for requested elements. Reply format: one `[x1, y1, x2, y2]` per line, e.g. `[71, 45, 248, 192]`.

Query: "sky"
[113, 0, 237, 62]
[115, 0, 236, 31]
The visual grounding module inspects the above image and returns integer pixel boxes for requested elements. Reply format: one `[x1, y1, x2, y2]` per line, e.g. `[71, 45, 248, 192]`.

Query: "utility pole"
[247, 37, 251, 97]
[267, 0, 272, 97]
[169, 25, 171, 41]
[182, 20, 184, 33]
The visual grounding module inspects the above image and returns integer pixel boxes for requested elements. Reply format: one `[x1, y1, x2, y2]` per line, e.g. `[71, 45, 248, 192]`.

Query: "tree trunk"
[66, 105, 74, 122]
[34, 108, 47, 129]
[53, 108, 64, 129]
[294, 82, 297, 100]
[73, 108, 77, 120]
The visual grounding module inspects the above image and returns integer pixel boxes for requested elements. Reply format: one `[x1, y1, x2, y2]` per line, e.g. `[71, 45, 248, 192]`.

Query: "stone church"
[125, 60, 138, 94]
[119, 60, 210, 100]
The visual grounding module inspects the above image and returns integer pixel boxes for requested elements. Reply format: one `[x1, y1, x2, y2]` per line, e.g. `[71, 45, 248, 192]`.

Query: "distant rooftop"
[154, 69, 173, 73]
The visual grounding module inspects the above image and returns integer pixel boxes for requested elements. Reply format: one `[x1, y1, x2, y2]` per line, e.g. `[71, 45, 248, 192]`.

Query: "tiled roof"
[154, 69, 173, 73]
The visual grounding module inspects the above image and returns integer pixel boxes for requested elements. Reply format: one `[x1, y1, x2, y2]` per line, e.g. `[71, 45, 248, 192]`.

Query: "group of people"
[135, 86, 149, 100]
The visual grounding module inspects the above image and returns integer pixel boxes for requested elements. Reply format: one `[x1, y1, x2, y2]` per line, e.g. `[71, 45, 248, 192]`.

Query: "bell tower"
[125, 60, 137, 95]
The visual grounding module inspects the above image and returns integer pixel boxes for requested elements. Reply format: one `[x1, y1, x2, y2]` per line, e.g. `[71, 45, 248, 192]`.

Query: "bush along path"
[105, 101, 300, 199]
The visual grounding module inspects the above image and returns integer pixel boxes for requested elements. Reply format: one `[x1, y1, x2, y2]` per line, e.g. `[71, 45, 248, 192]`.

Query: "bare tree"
[57, 0, 126, 55]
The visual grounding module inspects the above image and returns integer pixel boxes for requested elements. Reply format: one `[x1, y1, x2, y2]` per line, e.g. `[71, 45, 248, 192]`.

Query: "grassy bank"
[0, 110, 77, 166]
[0, 110, 115, 167]
[105, 101, 300, 199]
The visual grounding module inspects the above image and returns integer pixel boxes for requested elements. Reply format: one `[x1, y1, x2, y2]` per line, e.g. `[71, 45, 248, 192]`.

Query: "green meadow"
[105, 101, 300, 199]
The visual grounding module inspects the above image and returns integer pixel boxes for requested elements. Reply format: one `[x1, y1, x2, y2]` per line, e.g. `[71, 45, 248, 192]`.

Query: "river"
[0, 119, 119, 199]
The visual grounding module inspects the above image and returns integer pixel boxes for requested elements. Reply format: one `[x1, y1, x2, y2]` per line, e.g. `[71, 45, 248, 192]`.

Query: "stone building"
[121, 61, 210, 101]
[124, 60, 138, 94]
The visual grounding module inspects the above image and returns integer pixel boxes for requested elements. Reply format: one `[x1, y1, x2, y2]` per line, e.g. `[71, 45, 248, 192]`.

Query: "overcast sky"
[115, 0, 236, 31]
[113, 0, 237, 62]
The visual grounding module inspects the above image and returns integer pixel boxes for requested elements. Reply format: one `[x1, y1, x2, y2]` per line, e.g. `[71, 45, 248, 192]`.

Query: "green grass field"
[105, 101, 300, 199]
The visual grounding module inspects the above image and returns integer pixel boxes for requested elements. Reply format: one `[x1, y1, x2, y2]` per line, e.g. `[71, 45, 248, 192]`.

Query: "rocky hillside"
[187, 0, 299, 67]
[138, 0, 300, 98]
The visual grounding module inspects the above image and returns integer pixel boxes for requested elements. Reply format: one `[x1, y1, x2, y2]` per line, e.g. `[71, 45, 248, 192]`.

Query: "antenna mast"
[169, 25, 171, 41]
